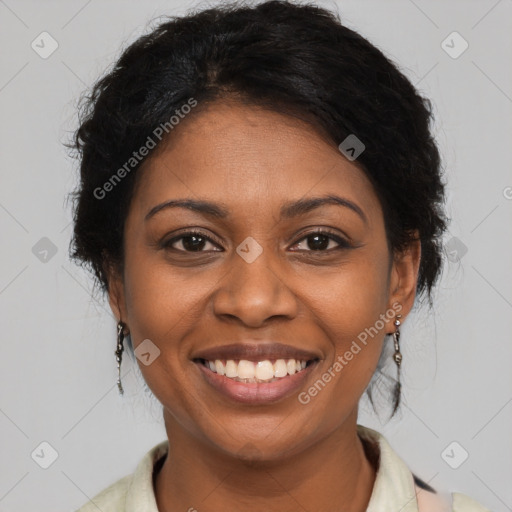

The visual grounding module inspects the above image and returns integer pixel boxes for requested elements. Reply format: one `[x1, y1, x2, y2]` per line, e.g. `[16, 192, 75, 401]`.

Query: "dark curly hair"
[66, 0, 449, 418]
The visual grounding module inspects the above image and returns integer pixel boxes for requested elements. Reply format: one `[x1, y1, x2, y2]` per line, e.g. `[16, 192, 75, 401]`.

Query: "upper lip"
[191, 342, 321, 363]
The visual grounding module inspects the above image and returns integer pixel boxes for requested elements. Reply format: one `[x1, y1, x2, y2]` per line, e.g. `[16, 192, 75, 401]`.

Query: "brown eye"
[290, 230, 351, 252]
[163, 231, 222, 252]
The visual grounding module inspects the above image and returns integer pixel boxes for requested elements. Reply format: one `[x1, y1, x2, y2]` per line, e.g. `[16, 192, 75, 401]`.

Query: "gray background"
[1, 0, 511, 510]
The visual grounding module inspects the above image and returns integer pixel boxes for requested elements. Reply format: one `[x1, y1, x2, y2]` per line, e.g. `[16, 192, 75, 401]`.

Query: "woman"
[69, 1, 490, 510]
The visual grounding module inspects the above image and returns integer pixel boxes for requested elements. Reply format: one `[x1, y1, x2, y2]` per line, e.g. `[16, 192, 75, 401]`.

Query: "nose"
[212, 245, 298, 328]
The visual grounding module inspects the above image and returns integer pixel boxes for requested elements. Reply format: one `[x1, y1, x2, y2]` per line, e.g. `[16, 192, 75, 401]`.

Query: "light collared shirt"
[75, 425, 491, 512]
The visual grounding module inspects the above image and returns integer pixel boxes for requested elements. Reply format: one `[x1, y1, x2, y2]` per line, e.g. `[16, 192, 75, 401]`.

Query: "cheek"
[121, 246, 213, 416]
[122, 241, 214, 342]
[315, 253, 391, 382]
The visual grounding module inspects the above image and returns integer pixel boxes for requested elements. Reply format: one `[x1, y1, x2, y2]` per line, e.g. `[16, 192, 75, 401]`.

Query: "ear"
[104, 259, 128, 323]
[386, 230, 422, 332]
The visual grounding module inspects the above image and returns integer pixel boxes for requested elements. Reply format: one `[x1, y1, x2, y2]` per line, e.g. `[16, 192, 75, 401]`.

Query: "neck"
[154, 409, 377, 512]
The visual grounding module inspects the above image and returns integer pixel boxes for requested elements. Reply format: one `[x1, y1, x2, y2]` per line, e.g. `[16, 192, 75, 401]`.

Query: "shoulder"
[74, 474, 131, 512]
[357, 424, 491, 512]
[414, 476, 491, 512]
[452, 492, 492, 512]
[74, 439, 169, 512]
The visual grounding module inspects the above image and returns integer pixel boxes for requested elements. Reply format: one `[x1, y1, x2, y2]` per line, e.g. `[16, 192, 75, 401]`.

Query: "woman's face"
[108, 100, 420, 459]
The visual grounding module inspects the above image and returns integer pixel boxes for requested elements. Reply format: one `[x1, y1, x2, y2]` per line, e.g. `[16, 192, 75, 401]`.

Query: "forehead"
[131, 100, 382, 222]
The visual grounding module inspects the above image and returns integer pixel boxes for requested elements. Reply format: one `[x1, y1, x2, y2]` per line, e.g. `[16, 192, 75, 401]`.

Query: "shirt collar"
[125, 439, 167, 512]
[358, 424, 419, 512]
[125, 424, 419, 512]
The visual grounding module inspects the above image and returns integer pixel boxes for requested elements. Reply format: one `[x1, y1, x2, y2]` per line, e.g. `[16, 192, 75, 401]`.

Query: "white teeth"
[274, 359, 288, 378]
[225, 360, 238, 378]
[238, 360, 255, 379]
[214, 360, 225, 376]
[255, 361, 274, 380]
[203, 357, 311, 381]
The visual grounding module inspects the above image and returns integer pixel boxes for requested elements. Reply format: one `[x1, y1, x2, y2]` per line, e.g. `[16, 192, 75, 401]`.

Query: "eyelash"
[162, 228, 351, 253]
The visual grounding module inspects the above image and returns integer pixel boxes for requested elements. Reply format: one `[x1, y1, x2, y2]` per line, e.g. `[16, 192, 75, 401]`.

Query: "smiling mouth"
[194, 357, 319, 383]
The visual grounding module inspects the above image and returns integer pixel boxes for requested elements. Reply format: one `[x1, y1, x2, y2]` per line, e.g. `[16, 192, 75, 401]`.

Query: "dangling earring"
[391, 313, 403, 415]
[115, 321, 126, 396]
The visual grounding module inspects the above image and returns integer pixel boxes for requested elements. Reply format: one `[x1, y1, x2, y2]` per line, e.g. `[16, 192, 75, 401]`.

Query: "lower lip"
[194, 360, 319, 405]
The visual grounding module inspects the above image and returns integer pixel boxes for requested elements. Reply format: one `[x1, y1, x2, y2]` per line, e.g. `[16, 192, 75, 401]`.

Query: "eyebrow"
[145, 194, 368, 225]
